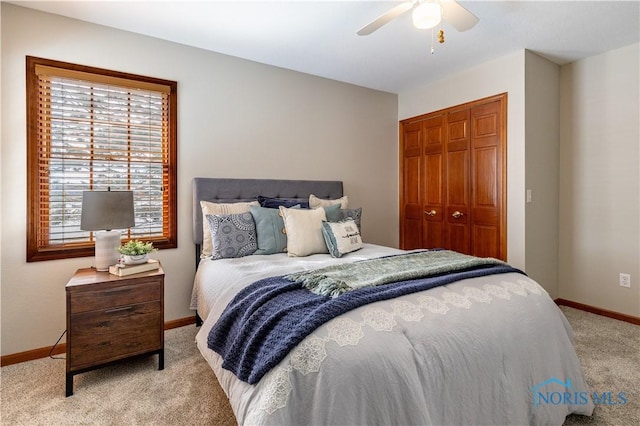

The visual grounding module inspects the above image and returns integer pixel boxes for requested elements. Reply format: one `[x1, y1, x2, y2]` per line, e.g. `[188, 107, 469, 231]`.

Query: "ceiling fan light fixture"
[412, 1, 442, 30]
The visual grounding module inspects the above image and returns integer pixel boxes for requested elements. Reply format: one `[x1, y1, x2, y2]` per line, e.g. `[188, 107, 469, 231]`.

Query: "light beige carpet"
[561, 306, 639, 426]
[1, 307, 638, 425]
[1, 326, 235, 425]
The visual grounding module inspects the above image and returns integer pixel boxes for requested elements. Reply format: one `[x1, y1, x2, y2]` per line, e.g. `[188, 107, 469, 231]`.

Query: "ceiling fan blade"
[357, 1, 414, 36]
[441, 0, 479, 32]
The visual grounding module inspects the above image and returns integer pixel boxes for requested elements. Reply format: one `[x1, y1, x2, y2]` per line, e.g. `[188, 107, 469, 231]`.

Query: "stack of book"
[109, 259, 160, 277]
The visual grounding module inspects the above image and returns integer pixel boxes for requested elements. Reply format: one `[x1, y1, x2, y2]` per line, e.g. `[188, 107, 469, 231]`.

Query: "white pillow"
[200, 200, 259, 258]
[279, 206, 328, 257]
[321, 219, 363, 258]
[309, 194, 348, 209]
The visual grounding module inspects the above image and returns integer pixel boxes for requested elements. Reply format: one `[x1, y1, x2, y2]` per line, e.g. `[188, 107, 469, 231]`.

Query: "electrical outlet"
[619, 273, 631, 288]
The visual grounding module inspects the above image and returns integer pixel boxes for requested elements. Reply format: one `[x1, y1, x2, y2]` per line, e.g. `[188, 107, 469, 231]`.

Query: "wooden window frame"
[26, 56, 178, 262]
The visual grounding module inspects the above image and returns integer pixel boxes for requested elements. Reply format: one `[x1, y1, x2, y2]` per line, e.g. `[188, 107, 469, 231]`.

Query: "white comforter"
[192, 244, 593, 425]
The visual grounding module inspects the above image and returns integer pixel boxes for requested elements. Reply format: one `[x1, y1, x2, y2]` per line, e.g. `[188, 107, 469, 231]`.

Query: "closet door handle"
[424, 210, 436, 217]
[452, 211, 464, 219]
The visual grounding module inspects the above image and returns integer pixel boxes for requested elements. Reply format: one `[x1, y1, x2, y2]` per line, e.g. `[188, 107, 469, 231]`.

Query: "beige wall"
[524, 51, 561, 297]
[559, 43, 640, 316]
[0, 4, 398, 355]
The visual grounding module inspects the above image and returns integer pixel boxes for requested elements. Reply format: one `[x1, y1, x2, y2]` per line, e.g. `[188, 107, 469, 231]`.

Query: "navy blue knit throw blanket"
[207, 263, 522, 385]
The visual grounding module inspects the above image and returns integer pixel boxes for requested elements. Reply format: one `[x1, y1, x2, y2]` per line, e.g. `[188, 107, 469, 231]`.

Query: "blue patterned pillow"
[206, 213, 257, 259]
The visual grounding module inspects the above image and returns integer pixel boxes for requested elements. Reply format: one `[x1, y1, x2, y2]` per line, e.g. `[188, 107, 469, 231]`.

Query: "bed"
[191, 177, 594, 425]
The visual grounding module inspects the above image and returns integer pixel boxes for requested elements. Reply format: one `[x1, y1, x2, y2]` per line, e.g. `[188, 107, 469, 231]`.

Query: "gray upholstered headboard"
[192, 177, 343, 253]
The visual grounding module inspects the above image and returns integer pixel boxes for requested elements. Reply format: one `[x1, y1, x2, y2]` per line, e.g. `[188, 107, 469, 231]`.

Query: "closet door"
[445, 109, 471, 255]
[399, 93, 506, 261]
[422, 115, 446, 249]
[470, 100, 504, 258]
[400, 116, 446, 250]
[400, 121, 423, 249]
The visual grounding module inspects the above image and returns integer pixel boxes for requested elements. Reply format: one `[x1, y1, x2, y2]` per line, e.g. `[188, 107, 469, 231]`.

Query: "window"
[26, 57, 177, 262]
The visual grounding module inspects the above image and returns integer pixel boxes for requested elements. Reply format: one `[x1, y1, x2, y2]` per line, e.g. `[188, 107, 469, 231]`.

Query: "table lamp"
[80, 190, 135, 271]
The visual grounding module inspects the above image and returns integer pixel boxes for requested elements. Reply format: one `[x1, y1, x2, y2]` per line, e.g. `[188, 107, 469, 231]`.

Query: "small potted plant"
[117, 240, 157, 265]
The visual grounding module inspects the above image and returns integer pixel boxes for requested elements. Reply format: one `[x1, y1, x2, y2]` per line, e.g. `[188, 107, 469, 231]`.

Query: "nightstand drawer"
[68, 300, 162, 368]
[69, 280, 161, 314]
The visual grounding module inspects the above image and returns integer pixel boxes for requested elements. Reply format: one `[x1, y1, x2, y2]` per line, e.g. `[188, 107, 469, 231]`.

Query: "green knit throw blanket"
[286, 250, 506, 298]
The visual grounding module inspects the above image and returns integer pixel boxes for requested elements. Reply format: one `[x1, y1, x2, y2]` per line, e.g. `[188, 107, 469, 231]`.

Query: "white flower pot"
[123, 254, 148, 265]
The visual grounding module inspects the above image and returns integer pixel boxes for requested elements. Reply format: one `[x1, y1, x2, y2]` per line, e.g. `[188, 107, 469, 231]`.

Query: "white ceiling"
[10, 0, 640, 93]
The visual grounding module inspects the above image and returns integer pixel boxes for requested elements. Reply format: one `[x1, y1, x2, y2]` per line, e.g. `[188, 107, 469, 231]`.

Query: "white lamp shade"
[413, 1, 442, 29]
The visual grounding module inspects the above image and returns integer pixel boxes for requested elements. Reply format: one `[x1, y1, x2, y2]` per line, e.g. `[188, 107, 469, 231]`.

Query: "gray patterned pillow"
[206, 213, 257, 259]
[340, 208, 362, 231]
[325, 207, 362, 233]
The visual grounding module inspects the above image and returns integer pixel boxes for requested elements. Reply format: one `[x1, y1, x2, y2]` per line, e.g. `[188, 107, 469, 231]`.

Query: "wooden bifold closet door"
[399, 93, 507, 261]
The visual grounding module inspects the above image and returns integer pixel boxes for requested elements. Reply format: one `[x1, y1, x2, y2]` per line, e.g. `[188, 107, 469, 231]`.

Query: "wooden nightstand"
[65, 265, 164, 397]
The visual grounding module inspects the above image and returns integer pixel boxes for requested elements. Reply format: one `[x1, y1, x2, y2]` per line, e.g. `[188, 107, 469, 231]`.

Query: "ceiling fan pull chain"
[431, 28, 435, 54]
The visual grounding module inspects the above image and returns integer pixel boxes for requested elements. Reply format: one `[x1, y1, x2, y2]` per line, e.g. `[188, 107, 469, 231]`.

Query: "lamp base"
[94, 230, 121, 271]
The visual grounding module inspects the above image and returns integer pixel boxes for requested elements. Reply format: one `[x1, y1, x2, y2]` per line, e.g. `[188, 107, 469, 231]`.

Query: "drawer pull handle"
[104, 288, 130, 294]
[104, 306, 133, 314]
[424, 210, 436, 217]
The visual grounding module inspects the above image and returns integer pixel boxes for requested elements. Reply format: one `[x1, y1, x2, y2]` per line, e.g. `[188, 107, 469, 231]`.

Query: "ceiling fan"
[357, 0, 479, 36]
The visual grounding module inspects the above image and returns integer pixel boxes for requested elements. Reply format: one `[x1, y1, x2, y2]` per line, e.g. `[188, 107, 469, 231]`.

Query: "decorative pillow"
[321, 219, 364, 258]
[200, 200, 259, 258]
[249, 205, 294, 255]
[279, 206, 328, 257]
[322, 203, 341, 217]
[258, 196, 309, 209]
[206, 213, 257, 260]
[325, 207, 362, 232]
[309, 194, 348, 209]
